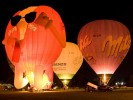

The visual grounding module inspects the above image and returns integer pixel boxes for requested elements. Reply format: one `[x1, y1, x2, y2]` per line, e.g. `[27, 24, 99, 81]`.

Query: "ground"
[0, 88, 133, 100]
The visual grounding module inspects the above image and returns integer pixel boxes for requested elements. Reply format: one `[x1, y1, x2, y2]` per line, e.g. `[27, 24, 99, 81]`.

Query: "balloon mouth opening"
[61, 79, 70, 86]
[98, 74, 112, 85]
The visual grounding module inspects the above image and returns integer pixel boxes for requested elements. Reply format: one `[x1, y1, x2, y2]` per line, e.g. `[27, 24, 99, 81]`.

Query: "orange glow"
[2, 5, 66, 90]
[102, 74, 106, 85]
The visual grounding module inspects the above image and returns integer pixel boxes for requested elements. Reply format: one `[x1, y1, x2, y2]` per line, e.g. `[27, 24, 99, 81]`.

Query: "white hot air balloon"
[53, 42, 83, 87]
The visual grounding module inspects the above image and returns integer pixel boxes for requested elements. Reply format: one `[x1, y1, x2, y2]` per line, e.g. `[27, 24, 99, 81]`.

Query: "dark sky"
[0, 0, 133, 86]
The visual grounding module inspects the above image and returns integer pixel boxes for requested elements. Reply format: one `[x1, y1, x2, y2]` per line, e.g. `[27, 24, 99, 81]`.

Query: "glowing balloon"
[2, 5, 66, 90]
[53, 42, 83, 86]
[77, 20, 131, 85]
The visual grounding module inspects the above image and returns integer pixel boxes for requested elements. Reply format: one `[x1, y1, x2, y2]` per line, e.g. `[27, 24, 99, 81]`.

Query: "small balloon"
[53, 42, 83, 86]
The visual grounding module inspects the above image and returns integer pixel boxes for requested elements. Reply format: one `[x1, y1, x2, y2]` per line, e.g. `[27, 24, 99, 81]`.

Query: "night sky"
[0, 0, 133, 87]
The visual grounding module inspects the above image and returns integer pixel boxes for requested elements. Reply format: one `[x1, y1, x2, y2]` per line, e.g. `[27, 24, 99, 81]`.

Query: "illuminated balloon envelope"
[77, 20, 131, 85]
[53, 42, 83, 86]
[2, 5, 66, 90]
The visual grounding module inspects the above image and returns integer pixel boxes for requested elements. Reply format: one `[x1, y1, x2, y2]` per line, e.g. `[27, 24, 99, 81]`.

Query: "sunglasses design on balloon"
[11, 12, 36, 26]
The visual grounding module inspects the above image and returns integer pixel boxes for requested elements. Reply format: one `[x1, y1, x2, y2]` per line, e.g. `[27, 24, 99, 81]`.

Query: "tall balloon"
[53, 42, 83, 86]
[77, 20, 131, 85]
[2, 5, 66, 90]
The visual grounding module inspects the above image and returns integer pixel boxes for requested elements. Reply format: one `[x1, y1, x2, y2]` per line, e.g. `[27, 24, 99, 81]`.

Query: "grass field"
[0, 88, 133, 100]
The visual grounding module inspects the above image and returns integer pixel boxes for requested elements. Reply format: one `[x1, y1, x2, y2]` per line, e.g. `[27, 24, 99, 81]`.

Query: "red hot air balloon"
[77, 20, 131, 85]
[2, 5, 66, 90]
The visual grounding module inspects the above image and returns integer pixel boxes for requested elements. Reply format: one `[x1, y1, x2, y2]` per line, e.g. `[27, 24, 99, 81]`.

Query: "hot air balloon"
[53, 42, 83, 87]
[77, 19, 131, 85]
[2, 5, 66, 90]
